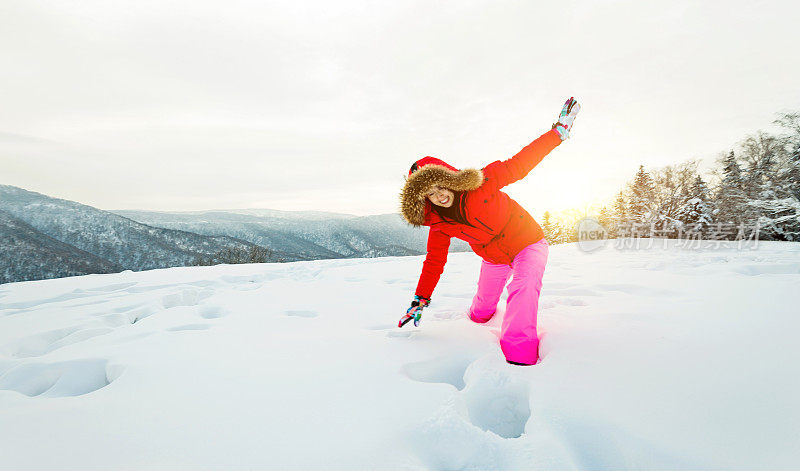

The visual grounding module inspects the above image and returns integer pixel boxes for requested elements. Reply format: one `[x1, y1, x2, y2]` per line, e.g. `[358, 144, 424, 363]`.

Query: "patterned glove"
[553, 97, 581, 140]
[398, 295, 431, 328]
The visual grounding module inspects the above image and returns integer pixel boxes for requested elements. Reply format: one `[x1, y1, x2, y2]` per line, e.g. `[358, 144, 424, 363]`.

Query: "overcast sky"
[2, 0, 799, 217]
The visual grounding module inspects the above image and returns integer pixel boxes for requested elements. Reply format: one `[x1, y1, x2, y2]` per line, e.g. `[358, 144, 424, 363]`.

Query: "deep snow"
[1, 239, 798, 470]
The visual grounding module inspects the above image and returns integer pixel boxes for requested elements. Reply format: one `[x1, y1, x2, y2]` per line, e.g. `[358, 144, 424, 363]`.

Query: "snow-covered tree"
[741, 132, 781, 200]
[747, 198, 800, 241]
[702, 120, 800, 240]
[612, 191, 628, 228]
[676, 175, 715, 235]
[628, 165, 656, 223]
[597, 205, 615, 238]
[650, 161, 702, 235]
[692, 174, 711, 201]
[541, 211, 568, 244]
[745, 112, 800, 240]
[676, 198, 712, 229]
[678, 180, 714, 235]
[713, 151, 748, 226]
[784, 147, 800, 201]
[774, 112, 800, 201]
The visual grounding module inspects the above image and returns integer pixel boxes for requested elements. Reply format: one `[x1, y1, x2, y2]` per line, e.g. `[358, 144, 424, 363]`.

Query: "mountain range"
[0, 184, 468, 284]
[112, 209, 469, 261]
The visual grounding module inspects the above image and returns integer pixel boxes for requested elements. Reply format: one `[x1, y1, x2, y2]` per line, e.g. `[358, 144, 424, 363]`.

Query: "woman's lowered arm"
[399, 227, 451, 328]
[415, 227, 451, 300]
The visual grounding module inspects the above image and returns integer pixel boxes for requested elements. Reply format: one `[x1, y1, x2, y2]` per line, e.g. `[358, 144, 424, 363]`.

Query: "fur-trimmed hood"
[399, 157, 484, 226]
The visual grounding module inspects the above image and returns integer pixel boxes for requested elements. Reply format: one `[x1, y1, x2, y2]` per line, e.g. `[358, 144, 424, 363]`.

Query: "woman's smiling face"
[426, 186, 454, 208]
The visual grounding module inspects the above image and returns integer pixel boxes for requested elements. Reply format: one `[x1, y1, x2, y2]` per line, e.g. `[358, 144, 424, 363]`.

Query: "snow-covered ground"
[1, 239, 798, 470]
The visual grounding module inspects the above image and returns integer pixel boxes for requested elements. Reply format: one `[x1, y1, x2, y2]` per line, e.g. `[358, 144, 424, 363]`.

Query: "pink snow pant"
[469, 239, 549, 365]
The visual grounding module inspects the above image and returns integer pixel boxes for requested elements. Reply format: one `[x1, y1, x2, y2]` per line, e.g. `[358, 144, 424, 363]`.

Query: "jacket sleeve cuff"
[546, 127, 564, 145]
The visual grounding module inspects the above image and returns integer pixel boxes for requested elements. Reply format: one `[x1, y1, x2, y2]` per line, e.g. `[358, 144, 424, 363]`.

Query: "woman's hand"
[398, 295, 430, 327]
[553, 97, 581, 140]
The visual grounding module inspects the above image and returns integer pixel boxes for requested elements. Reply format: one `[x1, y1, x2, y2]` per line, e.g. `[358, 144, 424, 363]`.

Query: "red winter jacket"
[413, 129, 562, 299]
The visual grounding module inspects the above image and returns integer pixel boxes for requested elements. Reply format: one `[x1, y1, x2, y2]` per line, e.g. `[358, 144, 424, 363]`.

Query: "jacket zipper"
[474, 217, 493, 232]
[460, 231, 480, 241]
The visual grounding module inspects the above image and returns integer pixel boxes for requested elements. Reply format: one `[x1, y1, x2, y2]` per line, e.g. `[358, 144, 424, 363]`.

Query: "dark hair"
[430, 191, 474, 227]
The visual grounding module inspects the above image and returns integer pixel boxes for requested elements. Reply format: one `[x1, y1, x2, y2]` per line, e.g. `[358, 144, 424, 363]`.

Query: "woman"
[397, 97, 580, 366]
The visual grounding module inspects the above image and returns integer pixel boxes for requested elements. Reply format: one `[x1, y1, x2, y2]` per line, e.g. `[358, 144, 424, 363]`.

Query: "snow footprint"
[199, 305, 228, 319]
[461, 361, 531, 439]
[100, 313, 129, 328]
[1, 326, 114, 358]
[409, 355, 533, 447]
[539, 300, 557, 310]
[386, 330, 415, 338]
[127, 304, 160, 324]
[402, 353, 478, 390]
[0, 359, 122, 398]
[161, 289, 210, 309]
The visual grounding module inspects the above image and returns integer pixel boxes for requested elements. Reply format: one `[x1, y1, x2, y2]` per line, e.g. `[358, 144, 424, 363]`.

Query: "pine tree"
[741, 132, 780, 201]
[597, 205, 615, 238]
[774, 112, 800, 201]
[676, 175, 715, 235]
[612, 192, 627, 221]
[691, 174, 711, 201]
[746, 113, 800, 240]
[714, 151, 747, 225]
[651, 161, 700, 238]
[628, 165, 656, 224]
[785, 147, 800, 201]
[612, 191, 628, 237]
[740, 132, 787, 239]
[540, 211, 559, 243]
[553, 219, 569, 244]
[653, 165, 679, 221]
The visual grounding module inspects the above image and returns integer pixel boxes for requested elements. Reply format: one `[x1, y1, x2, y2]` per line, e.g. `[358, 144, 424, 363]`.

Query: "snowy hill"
[0, 240, 798, 470]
